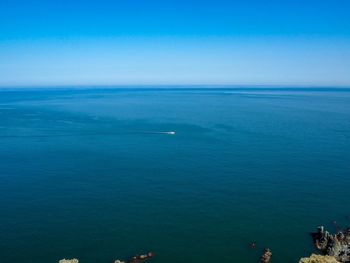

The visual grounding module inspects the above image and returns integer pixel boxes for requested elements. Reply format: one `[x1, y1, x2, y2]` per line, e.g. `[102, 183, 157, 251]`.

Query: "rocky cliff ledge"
[311, 226, 350, 262]
[298, 225, 350, 263]
[299, 254, 340, 263]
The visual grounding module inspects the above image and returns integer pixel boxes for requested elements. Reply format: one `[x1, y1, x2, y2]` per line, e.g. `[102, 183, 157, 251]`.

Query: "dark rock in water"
[250, 242, 256, 249]
[260, 248, 272, 263]
[128, 252, 155, 263]
[311, 226, 350, 262]
[114, 252, 155, 263]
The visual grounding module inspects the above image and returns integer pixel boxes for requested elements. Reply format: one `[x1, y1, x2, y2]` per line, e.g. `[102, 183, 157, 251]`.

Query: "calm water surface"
[0, 88, 350, 263]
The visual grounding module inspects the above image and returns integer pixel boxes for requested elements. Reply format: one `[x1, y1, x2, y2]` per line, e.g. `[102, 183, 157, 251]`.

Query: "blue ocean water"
[0, 87, 349, 263]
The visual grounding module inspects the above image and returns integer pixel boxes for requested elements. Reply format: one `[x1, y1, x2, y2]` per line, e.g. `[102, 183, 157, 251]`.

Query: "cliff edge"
[299, 254, 340, 263]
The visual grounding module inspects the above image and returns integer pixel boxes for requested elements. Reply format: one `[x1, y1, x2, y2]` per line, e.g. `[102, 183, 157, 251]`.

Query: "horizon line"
[1, 83, 350, 89]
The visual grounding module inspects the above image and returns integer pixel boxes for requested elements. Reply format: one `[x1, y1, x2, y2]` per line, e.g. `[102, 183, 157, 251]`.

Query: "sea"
[0, 87, 349, 263]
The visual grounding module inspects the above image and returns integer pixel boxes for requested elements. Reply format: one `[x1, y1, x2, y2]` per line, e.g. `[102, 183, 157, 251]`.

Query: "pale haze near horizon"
[1, 38, 350, 87]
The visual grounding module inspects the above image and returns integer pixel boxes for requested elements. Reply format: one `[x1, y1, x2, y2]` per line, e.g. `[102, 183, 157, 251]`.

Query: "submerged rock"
[58, 259, 79, 263]
[311, 226, 350, 262]
[299, 254, 340, 263]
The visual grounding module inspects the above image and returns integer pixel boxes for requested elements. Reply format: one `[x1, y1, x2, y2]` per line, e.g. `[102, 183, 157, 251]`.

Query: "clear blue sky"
[1, 0, 349, 86]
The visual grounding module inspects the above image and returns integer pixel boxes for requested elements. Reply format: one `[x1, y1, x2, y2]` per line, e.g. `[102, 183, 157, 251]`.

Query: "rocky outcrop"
[260, 248, 272, 263]
[299, 254, 340, 263]
[114, 252, 155, 263]
[58, 259, 79, 263]
[311, 226, 350, 262]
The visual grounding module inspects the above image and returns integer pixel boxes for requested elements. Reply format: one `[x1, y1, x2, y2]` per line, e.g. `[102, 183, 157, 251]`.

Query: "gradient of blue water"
[0, 88, 349, 263]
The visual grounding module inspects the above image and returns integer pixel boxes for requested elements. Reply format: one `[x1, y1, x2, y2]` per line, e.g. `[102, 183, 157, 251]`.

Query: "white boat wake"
[148, 131, 176, 135]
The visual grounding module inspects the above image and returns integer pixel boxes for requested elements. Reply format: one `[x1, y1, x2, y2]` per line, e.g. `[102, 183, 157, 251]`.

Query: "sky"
[0, 0, 350, 87]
